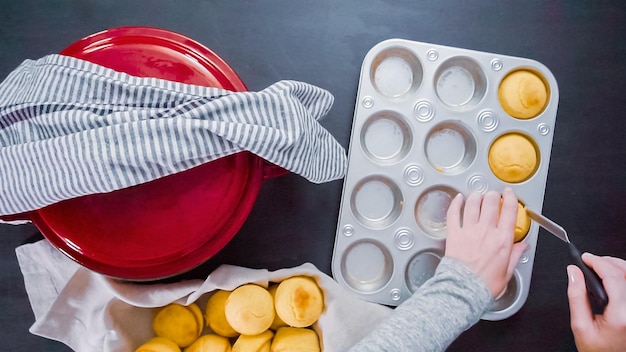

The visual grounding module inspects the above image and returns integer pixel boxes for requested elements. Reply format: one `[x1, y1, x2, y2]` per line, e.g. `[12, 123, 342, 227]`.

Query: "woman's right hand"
[445, 188, 527, 298]
[567, 253, 626, 351]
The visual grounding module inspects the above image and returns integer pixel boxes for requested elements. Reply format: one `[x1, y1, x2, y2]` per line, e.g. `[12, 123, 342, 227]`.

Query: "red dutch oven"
[1, 27, 286, 280]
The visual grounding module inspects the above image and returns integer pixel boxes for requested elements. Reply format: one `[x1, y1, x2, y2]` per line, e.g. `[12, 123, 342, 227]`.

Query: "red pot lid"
[28, 26, 268, 280]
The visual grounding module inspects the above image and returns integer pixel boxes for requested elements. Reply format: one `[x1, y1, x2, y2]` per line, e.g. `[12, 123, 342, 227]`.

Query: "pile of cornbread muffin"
[136, 276, 324, 352]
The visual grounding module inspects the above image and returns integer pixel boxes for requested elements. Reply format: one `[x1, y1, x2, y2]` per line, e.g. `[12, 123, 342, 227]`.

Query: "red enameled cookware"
[2, 27, 285, 280]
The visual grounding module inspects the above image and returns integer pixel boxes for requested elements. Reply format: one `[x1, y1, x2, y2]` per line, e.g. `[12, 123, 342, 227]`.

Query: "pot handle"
[0, 212, 31, 222]
[263, 161, 289, 180]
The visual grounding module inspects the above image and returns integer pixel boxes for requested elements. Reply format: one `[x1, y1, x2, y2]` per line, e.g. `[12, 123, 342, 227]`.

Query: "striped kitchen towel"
[0, 54, 346, 216]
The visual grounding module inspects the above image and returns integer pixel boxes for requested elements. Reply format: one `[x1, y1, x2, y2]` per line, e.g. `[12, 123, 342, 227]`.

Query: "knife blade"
[525, 208, 608, 314]
[526, 208, 570, 243]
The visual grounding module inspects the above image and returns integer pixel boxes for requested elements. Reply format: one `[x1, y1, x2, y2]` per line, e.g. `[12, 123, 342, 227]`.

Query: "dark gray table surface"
[1, 1, 625, 351]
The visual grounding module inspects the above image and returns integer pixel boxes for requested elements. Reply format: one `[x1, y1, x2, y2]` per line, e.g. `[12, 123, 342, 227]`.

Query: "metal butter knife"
[526, 208, 609, 314]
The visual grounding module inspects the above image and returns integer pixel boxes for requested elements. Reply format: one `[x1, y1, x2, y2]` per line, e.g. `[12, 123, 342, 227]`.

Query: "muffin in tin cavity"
[488, 133, 540, 183]
[498, 69, 549, 119]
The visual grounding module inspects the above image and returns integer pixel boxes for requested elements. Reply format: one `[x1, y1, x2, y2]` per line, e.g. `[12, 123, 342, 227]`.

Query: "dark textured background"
[1, 1, 625, 350]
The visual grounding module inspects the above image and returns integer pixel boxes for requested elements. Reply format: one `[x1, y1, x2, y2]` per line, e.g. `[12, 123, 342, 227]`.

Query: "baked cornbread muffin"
[135, 337, 181, 352]
[153, 303, 203, 347]
[274, 276, 324, 328]
[232, 330, 274, 352]
[184, 334, 231, 352]
[498, 70, 548, 119]
[206, 290, 239, 338]
[488, 133, 538, 183]
[268, 284, 288, 330]
[270, 327, 320, 352]
[225, 284, 275, 335]
[514, 202, 531, 242]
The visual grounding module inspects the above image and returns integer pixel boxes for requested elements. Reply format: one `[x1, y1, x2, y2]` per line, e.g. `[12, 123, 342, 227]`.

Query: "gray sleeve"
[347, 257, 493, 352]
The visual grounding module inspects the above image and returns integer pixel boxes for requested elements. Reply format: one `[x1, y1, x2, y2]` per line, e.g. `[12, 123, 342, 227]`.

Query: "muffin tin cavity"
[425, 121, 477, 174]
[405, 250, 442, 292]
[340, 240, 394, 293]
[350, 175, 403, 229]
[361, 111, 413, 164]
[485, 270, 523, 319]
[414, 185, 457, 240]
[435, 57, 487, 110]
[371, 47, 423, 99]
[333, 39, 559, 320]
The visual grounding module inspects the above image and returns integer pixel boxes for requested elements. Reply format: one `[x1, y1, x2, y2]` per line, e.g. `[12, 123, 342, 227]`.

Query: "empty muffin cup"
[340, 240, 394, 293]
[350, 175, 403, 229]
[498, 69, 549, 119]
[488, 133, 540, 183]
[425, 121, 477, 174]
[434, 56, 487, 110]
[405, 250, 442, 292]
[489, 270, 522, 314]
[415, 186, 458, 239]
[361, 111, 413, 164]
[370, 47, 423, 99]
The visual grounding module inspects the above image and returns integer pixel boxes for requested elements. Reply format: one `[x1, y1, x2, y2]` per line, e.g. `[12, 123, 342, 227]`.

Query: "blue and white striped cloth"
[0, 55, 346, 216]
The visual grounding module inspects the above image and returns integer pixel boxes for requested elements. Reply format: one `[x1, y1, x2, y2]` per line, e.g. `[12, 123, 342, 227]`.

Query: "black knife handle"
[568, 243, 609, 314]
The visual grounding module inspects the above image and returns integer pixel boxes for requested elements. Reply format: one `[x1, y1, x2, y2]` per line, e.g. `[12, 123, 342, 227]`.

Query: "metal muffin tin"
[332, 39, 559, 320]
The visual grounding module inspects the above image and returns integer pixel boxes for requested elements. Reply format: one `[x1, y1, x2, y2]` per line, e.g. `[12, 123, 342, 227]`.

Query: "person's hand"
[445, 188, 528, 298]
[567, 253, 626, 351]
